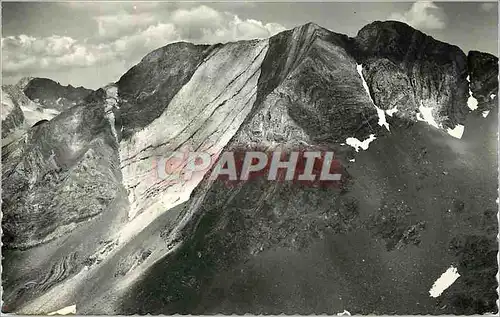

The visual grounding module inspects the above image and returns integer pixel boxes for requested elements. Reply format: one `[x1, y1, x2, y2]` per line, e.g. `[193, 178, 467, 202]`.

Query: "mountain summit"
[2, 21, 498, 315]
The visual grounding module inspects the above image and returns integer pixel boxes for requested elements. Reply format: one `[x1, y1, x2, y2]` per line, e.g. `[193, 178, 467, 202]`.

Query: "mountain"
[1, 21, 498, 315]
[23, 77, 93, 111]
[1, 77, 93, 138]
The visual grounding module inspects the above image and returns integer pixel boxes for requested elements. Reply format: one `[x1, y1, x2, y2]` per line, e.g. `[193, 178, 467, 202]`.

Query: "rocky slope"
[2, 21, 498, 315]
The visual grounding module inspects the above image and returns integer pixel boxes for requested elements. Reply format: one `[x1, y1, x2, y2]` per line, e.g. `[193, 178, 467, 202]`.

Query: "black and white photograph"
[1, 0, 498, 315]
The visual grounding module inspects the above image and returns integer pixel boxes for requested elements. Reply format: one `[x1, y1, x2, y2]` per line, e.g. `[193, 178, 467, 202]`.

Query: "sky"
[2, 1, 498, 89]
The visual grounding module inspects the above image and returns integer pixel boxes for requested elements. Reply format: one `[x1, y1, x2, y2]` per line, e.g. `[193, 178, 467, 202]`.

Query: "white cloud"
[2, 35, 117, 74]
[95, 13, 157, 40]
[388, 1, 446, 30]
[2, 5, 286, 82]
[109, 23, 180, 56]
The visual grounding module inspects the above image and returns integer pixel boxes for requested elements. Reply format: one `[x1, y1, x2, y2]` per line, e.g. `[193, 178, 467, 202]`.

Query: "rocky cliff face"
[2, 21, 498, 315]
[468, 50, 499, 112]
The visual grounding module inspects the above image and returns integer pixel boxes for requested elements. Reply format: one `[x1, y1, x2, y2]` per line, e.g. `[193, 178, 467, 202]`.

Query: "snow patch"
[356, 64, 390, 131]
[416, 102, 440, 129]
[482, 110, 490, 118]
[467, 94, 478, 110]
[47, 304, 76, 315]
[429, 266, 460, 298]
[446, 124, 464, 139]
[21, 104, 59, 126]
[349, 158, 355, 162]
[490, 94, 496, 100]
[346, 134, 376, 152]
[376, 107, 390, 131]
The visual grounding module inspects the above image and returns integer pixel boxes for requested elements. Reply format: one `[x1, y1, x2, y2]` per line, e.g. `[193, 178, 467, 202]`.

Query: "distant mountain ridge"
[1, 21, 498, 315]
[23, 77, 93, 111]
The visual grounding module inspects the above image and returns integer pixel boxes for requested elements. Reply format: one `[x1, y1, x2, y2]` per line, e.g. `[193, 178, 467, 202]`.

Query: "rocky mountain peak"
[355, 20, 466, 65]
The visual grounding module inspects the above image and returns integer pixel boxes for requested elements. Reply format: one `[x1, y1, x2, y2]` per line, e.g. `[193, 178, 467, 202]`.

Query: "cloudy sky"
[2, 1, 498, 89]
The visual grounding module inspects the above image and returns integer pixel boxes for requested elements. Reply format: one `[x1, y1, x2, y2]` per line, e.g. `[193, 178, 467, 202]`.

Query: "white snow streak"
[416, 102, 440, 129]
[47, 304, 76, 315]
[466, 75, 479, 110]
[490, 94, 496, 100]
[482, 110, 490, 118]
[346, 134, 377, 152]
[356, 64, 390, 131]
[429, 266, 460, 298]
[375, 107, 390, 131]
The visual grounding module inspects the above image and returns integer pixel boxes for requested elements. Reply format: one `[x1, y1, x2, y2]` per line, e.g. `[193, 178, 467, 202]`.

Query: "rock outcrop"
[2, 21, 498, 315]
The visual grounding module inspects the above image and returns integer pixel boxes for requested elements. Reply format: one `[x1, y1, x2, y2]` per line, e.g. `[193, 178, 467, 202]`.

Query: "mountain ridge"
[1, 20, 498, 315]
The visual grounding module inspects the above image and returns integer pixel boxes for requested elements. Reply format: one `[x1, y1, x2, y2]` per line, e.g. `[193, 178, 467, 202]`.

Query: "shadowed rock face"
[23, 78, 93, 111]
[117, 42, 215, 139]
[1, 21, 498, 315]
[468, 50, 499, 112]
[244, 23, 380, 145]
